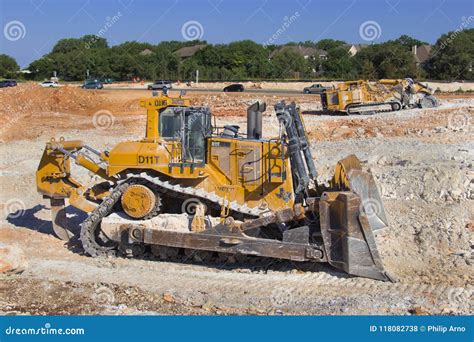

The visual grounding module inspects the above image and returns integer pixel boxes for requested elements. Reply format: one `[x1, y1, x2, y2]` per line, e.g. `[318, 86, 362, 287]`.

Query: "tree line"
[0, 29, 472, 81]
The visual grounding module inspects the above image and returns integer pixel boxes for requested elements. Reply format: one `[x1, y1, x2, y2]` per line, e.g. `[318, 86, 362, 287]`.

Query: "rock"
[162, 293, 175, 303]
[201, 301, 214, 311]
[377, 155, 389, 166]
[356, 127, 365, 136]
[412, 306, 431, 315]
[0, 244, 27, 274]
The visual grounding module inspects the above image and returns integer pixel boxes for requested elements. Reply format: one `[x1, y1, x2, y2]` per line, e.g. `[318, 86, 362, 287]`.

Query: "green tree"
[52, 38, 85, 54]
[426, 29, 474, 80]
[0, 54, 20, 78]
[320, 47, 354, 78]
[315, 39, 346, 51]
[28, 57, 55, 80]
[82, 35, 108, 49]
[269, 49, 308, 79]
[359, 59, 377, 79]
[180, 58, 200, 81]
[354, 42, 417, 79]
[26, 31, 470, 81]
[393, 35, 428, 50]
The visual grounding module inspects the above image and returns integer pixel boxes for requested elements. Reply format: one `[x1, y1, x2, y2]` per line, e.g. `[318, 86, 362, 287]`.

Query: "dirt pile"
[0, 84, 147, 142]
[0, 83, 107, 118]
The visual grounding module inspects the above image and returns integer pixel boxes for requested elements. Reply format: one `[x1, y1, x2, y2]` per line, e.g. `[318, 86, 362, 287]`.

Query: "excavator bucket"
[320, 155, 391, 281]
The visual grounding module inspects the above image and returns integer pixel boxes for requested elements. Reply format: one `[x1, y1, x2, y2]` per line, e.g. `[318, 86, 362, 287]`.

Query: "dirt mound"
[0, 84, 144, 142]
[0, 83, 107, 118]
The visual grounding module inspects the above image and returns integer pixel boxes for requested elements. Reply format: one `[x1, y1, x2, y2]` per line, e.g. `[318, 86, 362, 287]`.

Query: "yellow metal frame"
[37, 93, 296, 214]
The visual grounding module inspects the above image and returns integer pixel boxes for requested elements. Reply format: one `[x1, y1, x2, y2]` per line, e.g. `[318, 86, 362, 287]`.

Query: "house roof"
[269, 45, 327, 59]
[343, 44, 368, 54]
[174, 44, 207, 58]
[412, 45, 432, 63]
[352, 44, 368, 52]
[139, 48, 153, 56]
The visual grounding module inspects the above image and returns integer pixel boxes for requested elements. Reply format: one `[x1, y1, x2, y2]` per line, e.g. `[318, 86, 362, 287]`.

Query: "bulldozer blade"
[319, 191, 391, 281]
[345, 169, 388, 232]
[331, 154, 388, 232]
[50, 198, 75, 241]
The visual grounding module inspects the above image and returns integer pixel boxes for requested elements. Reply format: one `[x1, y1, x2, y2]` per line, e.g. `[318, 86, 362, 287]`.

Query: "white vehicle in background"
[39, 81, 59, 88]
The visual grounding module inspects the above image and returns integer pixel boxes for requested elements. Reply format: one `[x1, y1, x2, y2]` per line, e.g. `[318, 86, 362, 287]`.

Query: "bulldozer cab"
[140, 94, 212, 164]
[158, 106, 212, 163]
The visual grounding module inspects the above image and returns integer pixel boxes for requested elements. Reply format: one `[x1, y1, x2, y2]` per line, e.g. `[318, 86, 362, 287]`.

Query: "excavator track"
[80, 182, 126, 258]
[346, 101, 401, 115]
[80, 172, 266, 258]
[124, 172, 264, 217]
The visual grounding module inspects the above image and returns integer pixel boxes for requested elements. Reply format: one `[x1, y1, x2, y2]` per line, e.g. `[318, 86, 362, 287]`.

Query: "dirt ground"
[0, 83, 472, 315]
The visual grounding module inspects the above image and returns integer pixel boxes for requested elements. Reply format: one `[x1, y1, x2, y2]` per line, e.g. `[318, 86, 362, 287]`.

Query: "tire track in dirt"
[20, 256, 472, 314]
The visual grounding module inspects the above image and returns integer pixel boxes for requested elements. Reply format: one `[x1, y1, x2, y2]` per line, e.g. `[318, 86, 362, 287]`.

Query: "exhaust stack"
[247, 102, 266, 139]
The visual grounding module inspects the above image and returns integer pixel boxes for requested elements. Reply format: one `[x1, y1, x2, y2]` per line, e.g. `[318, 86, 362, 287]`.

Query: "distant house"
[269, 45, 328, 60]
[139, 48, 153, 56]
[412, 45, 432, 66]
[174, 44, 207, 59]
[343, 44, 368, 57]
[313, 48, 328, 60]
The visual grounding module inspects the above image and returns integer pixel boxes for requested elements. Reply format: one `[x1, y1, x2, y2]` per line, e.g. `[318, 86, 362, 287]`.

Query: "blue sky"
[1, 0, 473, 67]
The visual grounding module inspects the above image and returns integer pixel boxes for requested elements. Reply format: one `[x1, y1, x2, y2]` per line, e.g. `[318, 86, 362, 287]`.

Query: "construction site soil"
[0, 83, 472, 315]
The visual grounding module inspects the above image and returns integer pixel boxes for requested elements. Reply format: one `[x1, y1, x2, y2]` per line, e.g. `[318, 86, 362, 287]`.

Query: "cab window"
[159, 108, 182, 139]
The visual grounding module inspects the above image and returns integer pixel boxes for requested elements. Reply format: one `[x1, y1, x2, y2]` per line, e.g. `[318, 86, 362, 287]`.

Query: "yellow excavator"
[321, 78, 439, 114]
[36, 91, 392, 281]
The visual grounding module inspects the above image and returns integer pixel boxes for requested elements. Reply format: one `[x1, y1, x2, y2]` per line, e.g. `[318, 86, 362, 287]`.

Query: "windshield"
[159, 108, 182, 139]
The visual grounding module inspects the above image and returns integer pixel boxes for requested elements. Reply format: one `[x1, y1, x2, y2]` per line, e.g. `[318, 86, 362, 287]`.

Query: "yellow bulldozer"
[36, 91, 392, 281]
[321, 78, 439, 114]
